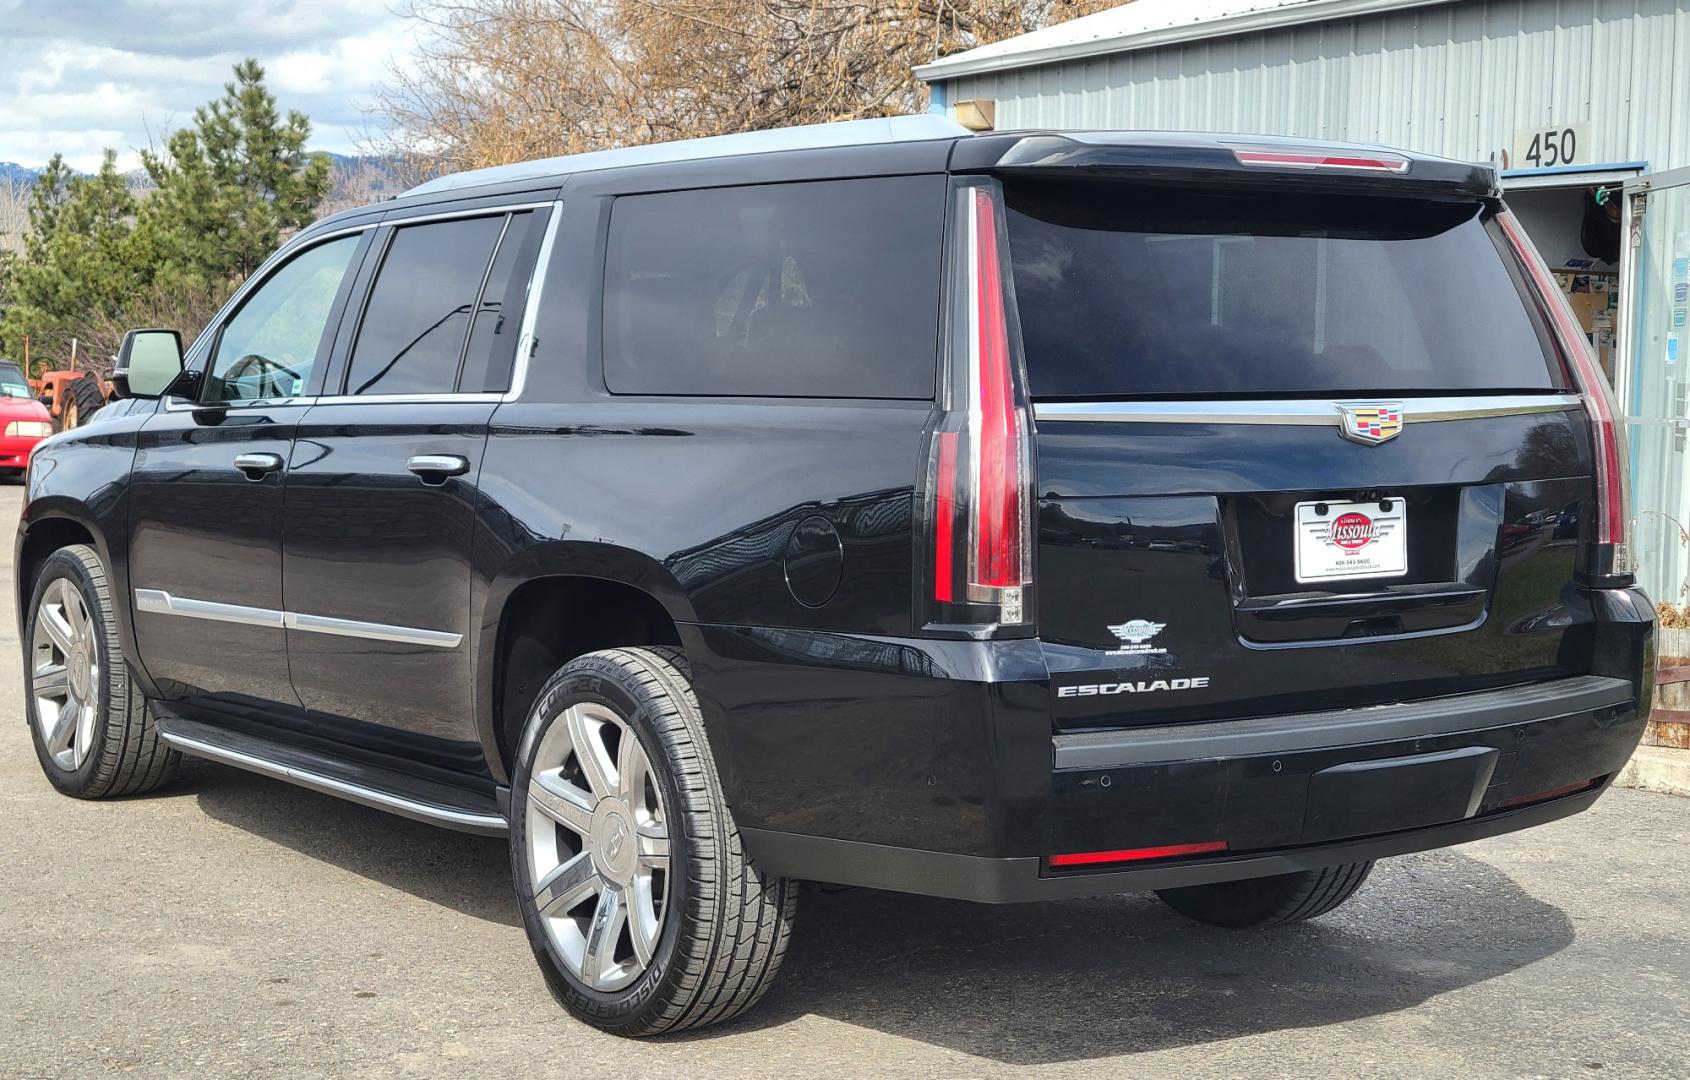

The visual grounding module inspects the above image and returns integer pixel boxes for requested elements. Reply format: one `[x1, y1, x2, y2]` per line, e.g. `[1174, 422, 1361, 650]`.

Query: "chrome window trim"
[1031, 394, 1583, 426]
[155, 727, 507, 834]
[135, 589, 462, 649]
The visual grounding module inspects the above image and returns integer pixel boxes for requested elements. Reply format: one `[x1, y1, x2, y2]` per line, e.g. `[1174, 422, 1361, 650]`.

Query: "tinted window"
[0, 362, 29, 398]
[209, 235, 361, 402]
[603, 176, 944, 398]
[459, 211, 540, 393]
[1005, 182, 1565, 399]
[346, 215, 507, 396]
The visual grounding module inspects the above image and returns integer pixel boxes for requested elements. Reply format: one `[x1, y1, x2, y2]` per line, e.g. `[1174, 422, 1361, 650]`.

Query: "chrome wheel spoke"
[534, 852, 599, 919]
[33, 663, 69, 699]
[581, 884, 626, 989]
[39, 605, 75, 655]
[617, 731, 650, 802]
[73, 701, 97, 765]
[629, 876, 661, 966]
[529, 771, 595, 836]
[45, 705, 77, 754]
[637, 826, 670, 871]
[565, 705, 618, 799]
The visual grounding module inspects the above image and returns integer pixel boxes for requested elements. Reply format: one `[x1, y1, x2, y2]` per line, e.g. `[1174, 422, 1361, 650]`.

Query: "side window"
[207, 235, 362, 403]
[460, 211, 540, 393]
[344, 215, 507, 396]
[602, 176, 945, 399]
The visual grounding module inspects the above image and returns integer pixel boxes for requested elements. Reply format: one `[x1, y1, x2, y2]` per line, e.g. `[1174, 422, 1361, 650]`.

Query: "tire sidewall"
[509, 656, 696, 1032]
[23, 547, 121, 795]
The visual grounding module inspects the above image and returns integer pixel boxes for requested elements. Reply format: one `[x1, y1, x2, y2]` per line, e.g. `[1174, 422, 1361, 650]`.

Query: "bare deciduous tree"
[0, 177, 31, 256]
[379, 0, 1120, 172]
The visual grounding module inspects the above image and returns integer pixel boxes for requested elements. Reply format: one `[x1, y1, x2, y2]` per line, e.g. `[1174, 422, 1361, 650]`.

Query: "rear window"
[1004, 181, 1565, 399]
[602, 176, 944, 399]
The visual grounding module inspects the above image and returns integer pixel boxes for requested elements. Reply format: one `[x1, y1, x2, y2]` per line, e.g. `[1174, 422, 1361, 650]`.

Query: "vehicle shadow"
[687, 851, 1573, 1064]
[184, 758, 520, 928]
[183, 759, 1573, 1065]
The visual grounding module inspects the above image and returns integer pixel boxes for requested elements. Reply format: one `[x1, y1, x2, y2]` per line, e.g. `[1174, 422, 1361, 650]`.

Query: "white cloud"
[0, 0, 417, 169]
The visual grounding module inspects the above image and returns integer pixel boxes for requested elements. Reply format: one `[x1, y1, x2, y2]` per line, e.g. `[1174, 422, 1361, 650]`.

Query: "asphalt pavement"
[1, 483, 1687, 1078]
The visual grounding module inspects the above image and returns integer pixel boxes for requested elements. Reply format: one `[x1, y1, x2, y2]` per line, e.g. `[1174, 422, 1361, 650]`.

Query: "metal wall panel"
[941, 0, 1690, 171]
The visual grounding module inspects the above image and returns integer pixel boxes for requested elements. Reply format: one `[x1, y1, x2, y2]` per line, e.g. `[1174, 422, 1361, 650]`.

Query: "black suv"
[16, 118, 1653, 1036]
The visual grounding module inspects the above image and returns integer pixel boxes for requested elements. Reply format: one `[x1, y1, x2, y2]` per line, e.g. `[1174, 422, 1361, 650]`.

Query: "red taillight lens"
[1498, 211, 1633, 579]
[924, 182, 1035, 629]
[968, 190, 1026, 595]
[1233, 148, 1410, 173]
[1049, 840, 1230, 868]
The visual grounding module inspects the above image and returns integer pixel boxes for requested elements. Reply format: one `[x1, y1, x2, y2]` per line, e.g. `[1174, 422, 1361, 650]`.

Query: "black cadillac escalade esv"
[16, 117, 1654, 1036]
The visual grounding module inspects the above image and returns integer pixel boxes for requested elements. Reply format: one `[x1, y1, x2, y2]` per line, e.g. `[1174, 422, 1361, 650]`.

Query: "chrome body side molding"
[1032, 394, 1583, 426]
[134, 588, 283, 629]
[134, 590, 462, 649]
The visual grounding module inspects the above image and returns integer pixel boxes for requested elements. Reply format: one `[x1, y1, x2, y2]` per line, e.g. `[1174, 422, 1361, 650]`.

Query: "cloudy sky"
[0, 0, 419, 171]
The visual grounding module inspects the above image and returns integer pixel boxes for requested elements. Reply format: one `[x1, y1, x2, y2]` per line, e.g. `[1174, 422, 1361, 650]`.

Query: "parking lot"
[0, 483, 1686, 1079]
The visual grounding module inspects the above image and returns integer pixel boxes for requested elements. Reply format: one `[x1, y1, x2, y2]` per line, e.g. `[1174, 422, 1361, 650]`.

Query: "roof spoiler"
[950, 132, 1499, 198]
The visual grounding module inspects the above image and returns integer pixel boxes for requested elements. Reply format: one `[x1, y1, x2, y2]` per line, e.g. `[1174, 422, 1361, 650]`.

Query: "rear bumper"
[688, 586, 1652, 901]
[741, 675, 1636, 902]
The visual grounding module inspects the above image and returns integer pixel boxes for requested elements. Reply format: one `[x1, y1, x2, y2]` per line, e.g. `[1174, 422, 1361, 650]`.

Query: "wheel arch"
[476, 542, 698, 783]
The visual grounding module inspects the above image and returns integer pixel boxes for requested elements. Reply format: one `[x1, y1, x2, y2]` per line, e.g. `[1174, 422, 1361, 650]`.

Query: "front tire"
[24, 544, 179, 797]
[1154, 862, 1374, 928]
[510, 646, 796, 1036]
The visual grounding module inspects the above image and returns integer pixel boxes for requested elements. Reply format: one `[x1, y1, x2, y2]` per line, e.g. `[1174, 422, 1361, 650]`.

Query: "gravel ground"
[1, 484, 1686, 1079]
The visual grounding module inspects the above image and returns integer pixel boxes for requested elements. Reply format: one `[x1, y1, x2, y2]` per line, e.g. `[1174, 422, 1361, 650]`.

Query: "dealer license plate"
[1293, 499, 1408, 584]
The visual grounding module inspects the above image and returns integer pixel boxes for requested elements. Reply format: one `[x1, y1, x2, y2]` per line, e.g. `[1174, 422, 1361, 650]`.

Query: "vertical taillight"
[923, 182, 1035, 632]
[1498, 210, 1634, 581]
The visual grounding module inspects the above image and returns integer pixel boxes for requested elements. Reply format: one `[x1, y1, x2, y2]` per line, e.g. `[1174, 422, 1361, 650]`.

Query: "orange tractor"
[22, 336, 111, 431]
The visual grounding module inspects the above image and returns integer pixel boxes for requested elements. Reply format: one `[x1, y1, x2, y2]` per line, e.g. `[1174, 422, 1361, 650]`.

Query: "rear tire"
[24, 544, 179, 797]
[1154, 862, 1373, 928]
[509, 646, 796, 1036]
[59, 374, 104, 431]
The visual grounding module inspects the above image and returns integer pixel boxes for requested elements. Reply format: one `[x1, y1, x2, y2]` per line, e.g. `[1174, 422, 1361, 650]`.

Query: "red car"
[0, 361, 53, 477]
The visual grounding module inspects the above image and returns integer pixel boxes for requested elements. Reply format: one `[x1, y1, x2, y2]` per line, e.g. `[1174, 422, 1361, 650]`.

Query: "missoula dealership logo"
[1106, 618, 1167, 656]
[1058, 677, 1210, 698]
[1328, 510, 1380, 552]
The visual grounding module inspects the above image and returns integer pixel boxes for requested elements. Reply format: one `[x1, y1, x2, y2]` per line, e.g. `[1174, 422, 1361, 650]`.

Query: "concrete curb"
[1617, 745, 1690, 797]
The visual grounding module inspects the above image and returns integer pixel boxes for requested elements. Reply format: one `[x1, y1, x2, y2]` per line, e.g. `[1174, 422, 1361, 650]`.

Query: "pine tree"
[0, 152, 142, 368]
[141, 58, 332, 286]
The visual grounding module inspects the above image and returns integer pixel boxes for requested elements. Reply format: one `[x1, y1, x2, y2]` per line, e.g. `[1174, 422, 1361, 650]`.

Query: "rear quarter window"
[602, 176, 945, 399]
[1004, 181, 1567, 399]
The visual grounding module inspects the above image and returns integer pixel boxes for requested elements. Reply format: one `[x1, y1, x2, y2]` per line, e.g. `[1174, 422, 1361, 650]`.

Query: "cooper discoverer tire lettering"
[509, 646, 796, 1036]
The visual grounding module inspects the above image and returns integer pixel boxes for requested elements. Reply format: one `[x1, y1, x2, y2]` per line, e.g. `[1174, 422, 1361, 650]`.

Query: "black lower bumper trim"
[743, 784, 1606, 903]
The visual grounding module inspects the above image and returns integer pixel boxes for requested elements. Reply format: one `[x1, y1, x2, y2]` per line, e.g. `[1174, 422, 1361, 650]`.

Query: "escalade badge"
[1337, 402, 1404, 445]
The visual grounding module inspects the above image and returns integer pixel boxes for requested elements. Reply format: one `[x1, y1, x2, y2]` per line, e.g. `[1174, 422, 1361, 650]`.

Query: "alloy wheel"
[32, 577, 99, 771]
[525, 701, 671, 992]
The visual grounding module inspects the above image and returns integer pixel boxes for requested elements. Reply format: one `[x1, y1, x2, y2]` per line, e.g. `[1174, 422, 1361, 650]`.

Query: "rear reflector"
[1233, 149, 1410, 174]
[1049, 840, 1229, 868]
[1492, 777, 1604, 811]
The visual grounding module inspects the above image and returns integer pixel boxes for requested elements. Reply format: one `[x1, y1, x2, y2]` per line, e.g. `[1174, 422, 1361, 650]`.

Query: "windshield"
[1004, 181, 1567, 399]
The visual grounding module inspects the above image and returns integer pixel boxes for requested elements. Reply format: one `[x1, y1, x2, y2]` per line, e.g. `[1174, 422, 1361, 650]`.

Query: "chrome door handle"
[233, 452, 284, 480]
[407, 454, 470, 482]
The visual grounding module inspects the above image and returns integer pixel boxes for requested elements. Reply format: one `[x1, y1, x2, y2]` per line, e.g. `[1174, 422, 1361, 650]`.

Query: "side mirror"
[112, 329, 184, 399]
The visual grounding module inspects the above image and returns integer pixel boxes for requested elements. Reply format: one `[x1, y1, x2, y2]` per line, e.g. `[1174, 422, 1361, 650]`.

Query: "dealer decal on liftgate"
[1057, 677, 1212, 698]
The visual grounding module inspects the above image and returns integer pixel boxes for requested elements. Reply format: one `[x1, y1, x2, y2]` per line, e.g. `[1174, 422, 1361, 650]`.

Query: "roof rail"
[403, 115, 974, 197]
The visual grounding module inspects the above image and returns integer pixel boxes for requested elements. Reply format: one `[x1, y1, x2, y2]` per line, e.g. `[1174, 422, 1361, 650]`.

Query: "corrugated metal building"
[917, 0, 1690, 614]
[916, 0, 1690, 172]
